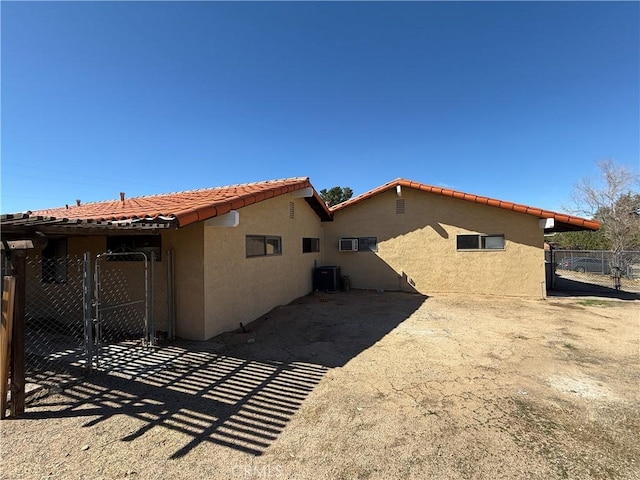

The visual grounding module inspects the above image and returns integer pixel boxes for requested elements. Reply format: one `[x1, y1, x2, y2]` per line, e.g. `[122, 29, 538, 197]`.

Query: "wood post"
[1, 276, 16, 419]
[10, 249, 26, 417]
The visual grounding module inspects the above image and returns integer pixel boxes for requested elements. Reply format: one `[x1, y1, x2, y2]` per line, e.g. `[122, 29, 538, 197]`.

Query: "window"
[481, 235, 505, 250]
[42, 238, 67, 283]
[358, 237, 378, 252]
[456, 234, 505, 251]
[302, 237, 320, 253]
[246, 235, 282, 257]
[106, 235, 161, 261]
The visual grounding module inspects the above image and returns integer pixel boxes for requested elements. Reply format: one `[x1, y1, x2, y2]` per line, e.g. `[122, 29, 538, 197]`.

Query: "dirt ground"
[1, 290, 639, 480]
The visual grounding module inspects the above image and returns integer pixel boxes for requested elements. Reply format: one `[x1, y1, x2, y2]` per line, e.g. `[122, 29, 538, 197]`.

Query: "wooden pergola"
[0, 213, 173, 418]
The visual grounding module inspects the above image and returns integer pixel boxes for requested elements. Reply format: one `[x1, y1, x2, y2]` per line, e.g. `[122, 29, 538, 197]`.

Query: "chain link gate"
[10, 247, 174, 394]
[92, 251, 156, 370]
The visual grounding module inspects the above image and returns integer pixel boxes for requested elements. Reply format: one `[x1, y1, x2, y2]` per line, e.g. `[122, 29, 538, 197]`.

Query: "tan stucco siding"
[324, 188, 546, 297]
[66, 235, 107, 257]
[161, 223, 204, 340]
[202, 195, 322, 339]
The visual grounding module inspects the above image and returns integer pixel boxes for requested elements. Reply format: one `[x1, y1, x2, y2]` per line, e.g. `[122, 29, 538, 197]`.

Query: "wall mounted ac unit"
[339, 238, 359, 252]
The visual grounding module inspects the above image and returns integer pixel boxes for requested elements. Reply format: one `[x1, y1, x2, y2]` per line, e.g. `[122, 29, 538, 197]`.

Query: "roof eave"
[545, 220, 601, 233]
[174, 178, 332, 227]
[0, 213, 177, 237]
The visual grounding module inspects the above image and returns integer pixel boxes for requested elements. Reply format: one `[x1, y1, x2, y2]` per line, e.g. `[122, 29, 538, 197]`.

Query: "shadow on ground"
[20, 290, 427, 458]
[551, 276, 640, 300]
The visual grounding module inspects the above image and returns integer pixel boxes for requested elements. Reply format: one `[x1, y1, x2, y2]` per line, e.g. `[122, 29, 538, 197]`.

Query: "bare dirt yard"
[1, 290, 639, 480]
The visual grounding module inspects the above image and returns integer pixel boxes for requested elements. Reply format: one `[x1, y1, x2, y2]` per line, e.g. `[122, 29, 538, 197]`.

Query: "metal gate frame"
[92, 251, 154, 369]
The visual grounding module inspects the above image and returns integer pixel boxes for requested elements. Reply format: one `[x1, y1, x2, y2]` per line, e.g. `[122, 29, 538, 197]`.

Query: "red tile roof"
[330, 178, 600, 232]
[30, 177, 332, 227]
[13, 177, 599, 233]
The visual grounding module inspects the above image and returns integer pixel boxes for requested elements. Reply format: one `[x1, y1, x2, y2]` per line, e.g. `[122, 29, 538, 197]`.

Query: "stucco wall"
[323, 188, 546, 297]
[202, 194, 323, 339]
[161, 223, 204, 340]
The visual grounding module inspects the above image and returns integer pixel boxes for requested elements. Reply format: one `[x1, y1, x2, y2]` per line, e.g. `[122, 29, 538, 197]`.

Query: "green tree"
[553, 230, 610, 250]
[320, 186, 353, 206]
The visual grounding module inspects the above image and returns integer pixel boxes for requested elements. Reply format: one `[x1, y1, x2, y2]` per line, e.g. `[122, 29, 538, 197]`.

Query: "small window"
[42, 238, 67, 284]
[457, 234, 505, 251]
[246, 235, 282, 257]
[302, 237, 320, 253]
[456, 235, 480, 250]
[482, 235, 505, 250]
[106, 235, 161, 261]
[246, 236, 266, 257]
[358, 237, 378, 252]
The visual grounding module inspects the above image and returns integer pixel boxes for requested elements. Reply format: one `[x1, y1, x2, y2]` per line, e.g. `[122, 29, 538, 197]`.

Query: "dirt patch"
[1, 291, 638, 479]
[547, 374, 617, 400]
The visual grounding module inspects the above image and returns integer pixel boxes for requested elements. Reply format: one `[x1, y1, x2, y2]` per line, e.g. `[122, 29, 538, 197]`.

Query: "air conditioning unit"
[339, 238, 358, 252]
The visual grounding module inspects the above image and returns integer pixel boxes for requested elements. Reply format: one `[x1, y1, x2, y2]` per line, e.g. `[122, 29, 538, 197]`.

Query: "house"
[324, 179, 599, 297]
[1, 177, 599, 341]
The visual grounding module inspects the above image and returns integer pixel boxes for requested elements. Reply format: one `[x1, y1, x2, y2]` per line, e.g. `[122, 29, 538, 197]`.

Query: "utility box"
[314, 266, 341, 292]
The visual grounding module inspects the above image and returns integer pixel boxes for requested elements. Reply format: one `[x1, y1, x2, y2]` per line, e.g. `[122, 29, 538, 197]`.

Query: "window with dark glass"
[456, 234, 505, 251]
[302, 237, 320, 253]
[42, 238, 67, 283]
[106, 235, 161, 261]
[358, 237, 378, 252]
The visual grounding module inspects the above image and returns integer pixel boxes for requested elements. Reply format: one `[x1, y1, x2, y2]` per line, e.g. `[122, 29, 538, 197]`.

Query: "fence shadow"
[550, 277, 640, 300]
[25, 349, 326, 457]
[20, 291, 427, 458]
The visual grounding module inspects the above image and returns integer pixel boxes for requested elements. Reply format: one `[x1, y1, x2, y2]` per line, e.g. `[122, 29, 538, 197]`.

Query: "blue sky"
[2, 1, 638, 214]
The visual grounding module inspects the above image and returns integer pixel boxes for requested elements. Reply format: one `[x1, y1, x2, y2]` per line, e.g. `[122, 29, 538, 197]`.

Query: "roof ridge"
[41, 177, 311, 207]
[159, 177, 309, 198]
[136, 176, 310, 199]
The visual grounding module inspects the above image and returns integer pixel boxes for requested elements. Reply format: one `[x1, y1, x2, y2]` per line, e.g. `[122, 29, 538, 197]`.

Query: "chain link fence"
[3, 250, 173, 390]
[24, 254, 88, 387]
[552, 250, 640, 293]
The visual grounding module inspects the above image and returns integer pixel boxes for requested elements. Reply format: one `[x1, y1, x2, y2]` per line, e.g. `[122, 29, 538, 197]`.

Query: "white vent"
[339, 238, 359, 252]
[289, 202, 295, 219]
